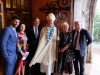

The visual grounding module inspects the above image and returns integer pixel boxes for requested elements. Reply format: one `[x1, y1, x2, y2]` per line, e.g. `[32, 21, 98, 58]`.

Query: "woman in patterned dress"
[58, 22, 74, 75]
[15, 23, 28, 75]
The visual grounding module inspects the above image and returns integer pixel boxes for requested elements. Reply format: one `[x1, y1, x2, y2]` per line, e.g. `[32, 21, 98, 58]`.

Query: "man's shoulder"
[81, 28, 88, 32]
[27, 26, 33, 29]
[2, 26, 11, 31]
[26, 26, 33, 31]
[38, 27, 41, 31]
[72, 29, 75, 33]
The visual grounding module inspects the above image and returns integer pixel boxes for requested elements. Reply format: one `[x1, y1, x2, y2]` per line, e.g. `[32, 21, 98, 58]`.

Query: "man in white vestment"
[29, 13, 58, 75]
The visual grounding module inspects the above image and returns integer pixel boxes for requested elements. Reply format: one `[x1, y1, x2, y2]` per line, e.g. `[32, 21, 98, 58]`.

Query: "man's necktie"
[35, 27, 38, 39]
[74, 31, 79, 49]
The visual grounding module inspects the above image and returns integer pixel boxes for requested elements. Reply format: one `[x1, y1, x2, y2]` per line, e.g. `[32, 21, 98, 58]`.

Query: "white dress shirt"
[74, 30, 80, 50]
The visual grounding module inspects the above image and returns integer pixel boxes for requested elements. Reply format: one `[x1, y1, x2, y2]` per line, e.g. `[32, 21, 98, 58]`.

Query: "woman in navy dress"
[58, 22, 74, 75]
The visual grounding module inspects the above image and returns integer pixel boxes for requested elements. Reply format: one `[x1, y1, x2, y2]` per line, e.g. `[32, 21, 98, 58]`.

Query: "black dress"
[58, 31, 74, 73]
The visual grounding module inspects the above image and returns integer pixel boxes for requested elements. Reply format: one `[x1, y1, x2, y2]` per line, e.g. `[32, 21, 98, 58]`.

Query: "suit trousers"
[3, 54, 17, 75]
[74, 50, 85, 75]
[28, 63, 40, 75]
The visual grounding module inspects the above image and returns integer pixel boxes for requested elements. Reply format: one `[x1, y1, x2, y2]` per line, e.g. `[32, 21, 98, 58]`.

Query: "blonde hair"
[61, 22, 69, 28]
[46, 13, 56, 21]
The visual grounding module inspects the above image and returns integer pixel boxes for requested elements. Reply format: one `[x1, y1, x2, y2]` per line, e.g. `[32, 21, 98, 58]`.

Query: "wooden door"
[3, 0, 32, 27]
[32, 0, 71, 30]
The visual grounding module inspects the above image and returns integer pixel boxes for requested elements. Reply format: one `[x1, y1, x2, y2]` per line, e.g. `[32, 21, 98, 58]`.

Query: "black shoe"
[41, 73, 46, 75]
[51, 73, 53, 75]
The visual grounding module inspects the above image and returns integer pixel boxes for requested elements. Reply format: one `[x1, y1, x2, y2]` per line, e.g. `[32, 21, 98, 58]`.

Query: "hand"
[56, 36, 60, 41]
[60, 48, 65, 52]
[61, 45, 69, 52]
[20, 51, 26, 56]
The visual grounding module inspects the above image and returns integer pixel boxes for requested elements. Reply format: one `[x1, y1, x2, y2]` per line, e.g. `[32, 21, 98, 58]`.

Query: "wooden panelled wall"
[32, 0, 71, 30]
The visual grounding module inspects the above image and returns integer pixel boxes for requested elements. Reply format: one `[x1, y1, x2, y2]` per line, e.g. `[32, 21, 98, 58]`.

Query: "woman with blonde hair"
[58, 22, 74, 75]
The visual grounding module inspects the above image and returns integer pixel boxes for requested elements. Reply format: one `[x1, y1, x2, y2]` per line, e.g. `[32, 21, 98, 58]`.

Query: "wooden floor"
[0, 42, 100, 75]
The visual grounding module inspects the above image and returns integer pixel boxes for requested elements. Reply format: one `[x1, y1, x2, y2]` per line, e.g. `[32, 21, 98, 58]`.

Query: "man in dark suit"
[26, 17, 41, 75]
[72, 21, 92, 75]
[0, 16, 21, 75]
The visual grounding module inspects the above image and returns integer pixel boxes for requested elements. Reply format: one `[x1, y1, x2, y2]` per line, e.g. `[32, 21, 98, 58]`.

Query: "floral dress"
[14, 32, 28, 74]
[58, 31, 74, 72]
[17, 32, 28, 64]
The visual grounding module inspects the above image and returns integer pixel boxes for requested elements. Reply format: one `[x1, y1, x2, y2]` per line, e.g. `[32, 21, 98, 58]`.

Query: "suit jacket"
[0, 26, 17, 58]
[72, 28, 92, 56]
[26, 26, 41, 57]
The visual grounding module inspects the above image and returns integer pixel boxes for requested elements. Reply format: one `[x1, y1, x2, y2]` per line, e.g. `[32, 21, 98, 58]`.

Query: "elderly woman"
[29, 13, 58, 75]
[58, 22, 74, 75]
